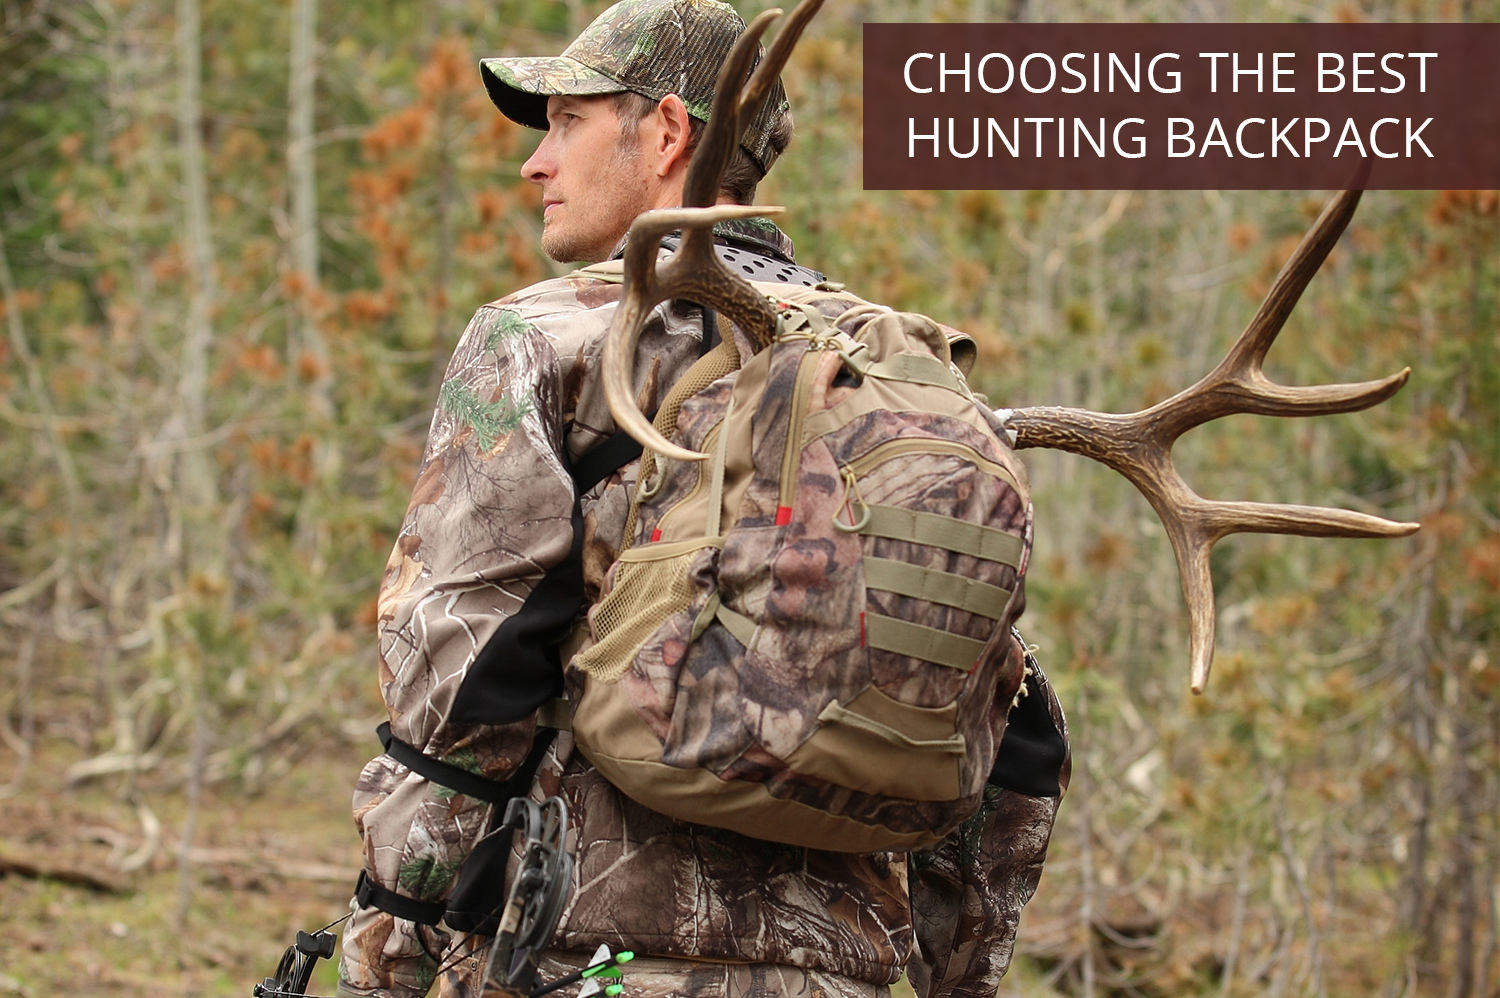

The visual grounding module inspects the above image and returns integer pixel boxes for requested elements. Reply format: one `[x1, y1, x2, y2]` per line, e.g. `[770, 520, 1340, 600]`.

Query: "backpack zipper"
[647, 422, 724, 543]
[844, 437, 1020, 494]
[775, 346, 822, 525]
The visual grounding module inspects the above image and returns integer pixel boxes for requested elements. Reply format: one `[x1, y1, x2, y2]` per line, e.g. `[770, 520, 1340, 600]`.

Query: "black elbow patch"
[987, 671, 1068, 798]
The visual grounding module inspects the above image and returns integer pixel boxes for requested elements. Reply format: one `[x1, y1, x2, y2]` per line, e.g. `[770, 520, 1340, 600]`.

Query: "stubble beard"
[540, 131, 648, 265]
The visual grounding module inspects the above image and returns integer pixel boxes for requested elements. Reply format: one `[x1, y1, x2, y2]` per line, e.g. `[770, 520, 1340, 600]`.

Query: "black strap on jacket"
[568, 430, 644, 497]
[698, 307, 719, 356]
[440, 728, 558, 933]
[355, 727, 559, 929]
[377, 721, 529, 805]
[354, 869, 447, 926]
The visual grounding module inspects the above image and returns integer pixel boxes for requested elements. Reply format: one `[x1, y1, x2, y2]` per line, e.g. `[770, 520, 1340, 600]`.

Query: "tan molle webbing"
[862, 557, 1012, 620]
[622, 336, 740, 551]
[863, 614, 988, 672]
[859, 505, 1024, 567]
[862, 352, 971, 398]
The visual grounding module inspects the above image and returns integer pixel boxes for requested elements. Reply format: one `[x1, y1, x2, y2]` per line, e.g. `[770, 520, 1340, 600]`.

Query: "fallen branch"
[0, 849, 129, 893]
[167, 842, 357, 882]
[118, 800, 161, 873]
[72, 820, 357, 884]
[64, 747, 164, 784]
[0, 558, 66, 614]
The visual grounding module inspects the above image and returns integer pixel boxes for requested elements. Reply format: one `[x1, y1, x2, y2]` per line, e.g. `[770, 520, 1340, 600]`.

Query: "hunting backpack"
[569, 286, 1035, 853]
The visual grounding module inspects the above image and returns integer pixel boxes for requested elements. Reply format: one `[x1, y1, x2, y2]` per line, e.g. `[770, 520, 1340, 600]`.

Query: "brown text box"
[863, 23, 1499, 189]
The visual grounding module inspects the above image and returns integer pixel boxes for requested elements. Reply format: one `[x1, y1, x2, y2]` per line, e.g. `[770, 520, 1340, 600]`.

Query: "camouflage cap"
[480, 0, 790, 173]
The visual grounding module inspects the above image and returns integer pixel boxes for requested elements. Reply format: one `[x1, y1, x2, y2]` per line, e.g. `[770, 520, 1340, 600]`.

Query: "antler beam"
[603, 0, 825, 463]
[1008, 187, 1420, 694]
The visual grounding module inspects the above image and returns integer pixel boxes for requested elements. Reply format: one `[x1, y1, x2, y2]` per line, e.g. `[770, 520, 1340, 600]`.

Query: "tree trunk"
[427, 83, 457, 396]
[288, 0, 337, 572]
[171, 0, 220, 924]
[288, 0, 318, 310]
[1449, 714, 1477, 998]
[1076, 684, 1096, 998]
[174, 0, 221, 573]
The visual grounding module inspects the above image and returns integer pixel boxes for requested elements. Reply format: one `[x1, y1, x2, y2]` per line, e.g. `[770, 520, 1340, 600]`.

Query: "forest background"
[0, 0, 1494, 995]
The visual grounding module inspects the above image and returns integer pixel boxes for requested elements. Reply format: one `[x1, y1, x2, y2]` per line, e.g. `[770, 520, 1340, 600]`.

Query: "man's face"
[521, 94, 653, 264]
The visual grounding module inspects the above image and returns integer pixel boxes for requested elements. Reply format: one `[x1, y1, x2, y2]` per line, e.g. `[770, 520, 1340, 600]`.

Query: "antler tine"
[1176, 492, 1417, 693]
[1224, 187, 1363, 376]
[740, 0, 824, 125]
[1007, 184, 1420, 694]
[682, 8, 782, 210]
[1176, 538, 1216, 696]
[682, 0, 821, 211]
[1144, 187, 1409, 444]
[1202, 499, 1422, 542]
[604, 204, 786, 463]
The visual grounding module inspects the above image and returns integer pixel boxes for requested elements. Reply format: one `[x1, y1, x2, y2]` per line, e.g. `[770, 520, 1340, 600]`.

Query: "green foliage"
[433, 746, 483, 798]
[438, 377, 533, 451]
[397, 855, 462, 900]
[485, 308, 536, 350]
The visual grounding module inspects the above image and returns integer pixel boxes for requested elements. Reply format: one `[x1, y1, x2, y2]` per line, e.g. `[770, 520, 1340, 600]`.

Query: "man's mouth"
[542, 198, 561, 220]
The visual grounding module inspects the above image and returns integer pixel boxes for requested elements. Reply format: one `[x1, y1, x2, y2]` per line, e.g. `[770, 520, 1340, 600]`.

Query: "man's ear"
[651, 93, 695, 178]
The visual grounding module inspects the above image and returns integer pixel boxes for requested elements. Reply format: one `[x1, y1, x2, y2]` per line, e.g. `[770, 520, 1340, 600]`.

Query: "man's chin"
[540, 225, 596, 266]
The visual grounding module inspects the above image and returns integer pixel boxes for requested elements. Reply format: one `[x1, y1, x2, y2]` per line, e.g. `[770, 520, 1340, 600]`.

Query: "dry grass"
[0, 734, 365, 997]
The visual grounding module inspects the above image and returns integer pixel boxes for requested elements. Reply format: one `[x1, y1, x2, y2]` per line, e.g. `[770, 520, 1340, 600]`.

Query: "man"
[338, 3, 1067, 997]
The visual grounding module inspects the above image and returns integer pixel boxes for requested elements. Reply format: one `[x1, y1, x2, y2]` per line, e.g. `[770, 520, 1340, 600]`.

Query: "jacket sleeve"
[338, 302, 574, 998]
[904, 668, 1070, 998]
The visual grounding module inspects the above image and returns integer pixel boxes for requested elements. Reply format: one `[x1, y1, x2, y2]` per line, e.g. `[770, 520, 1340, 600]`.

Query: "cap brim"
[479, 56, 629, 130]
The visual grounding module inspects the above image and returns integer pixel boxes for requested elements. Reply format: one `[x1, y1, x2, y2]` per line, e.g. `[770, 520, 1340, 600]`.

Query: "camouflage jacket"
[337, 219, 1066, 998]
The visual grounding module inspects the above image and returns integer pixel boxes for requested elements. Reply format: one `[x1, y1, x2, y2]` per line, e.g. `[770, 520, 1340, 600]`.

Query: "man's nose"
[521, 134, 554, 184]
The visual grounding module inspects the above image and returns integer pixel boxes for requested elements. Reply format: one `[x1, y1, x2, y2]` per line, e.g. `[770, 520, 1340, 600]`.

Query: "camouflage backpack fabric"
[570, 286, 1034, 852]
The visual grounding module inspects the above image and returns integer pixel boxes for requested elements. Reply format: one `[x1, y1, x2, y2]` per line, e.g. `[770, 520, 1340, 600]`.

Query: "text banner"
[864, 23, 1499, 189]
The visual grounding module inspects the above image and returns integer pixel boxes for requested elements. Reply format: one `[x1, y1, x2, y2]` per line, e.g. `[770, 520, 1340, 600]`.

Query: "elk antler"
[1007, 187, 1420, 694]
[602, 0, 825, 463]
